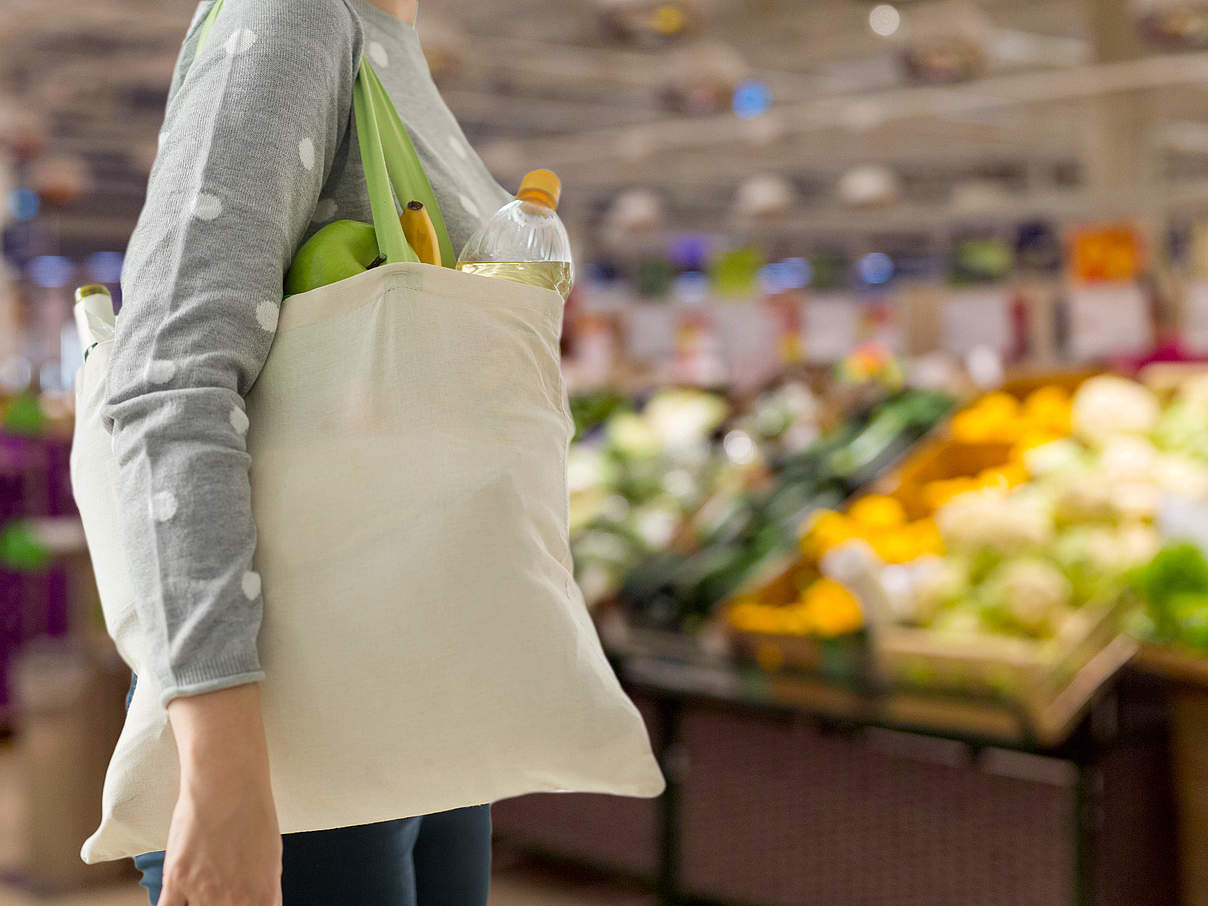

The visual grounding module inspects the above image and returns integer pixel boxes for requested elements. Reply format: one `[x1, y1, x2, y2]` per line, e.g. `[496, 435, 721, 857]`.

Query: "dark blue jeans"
[125, 674, 492, 906]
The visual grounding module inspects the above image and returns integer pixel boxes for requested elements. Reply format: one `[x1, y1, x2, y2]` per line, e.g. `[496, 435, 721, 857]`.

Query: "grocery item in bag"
[73, 285, 115, 364]
[456, 169, 574, 299]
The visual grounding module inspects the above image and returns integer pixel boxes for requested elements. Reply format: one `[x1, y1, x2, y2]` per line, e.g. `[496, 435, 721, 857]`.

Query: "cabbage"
[1071, 375, 1160, 445]
[979, 558, 1073, 638]
[936, 488, 1054, 555]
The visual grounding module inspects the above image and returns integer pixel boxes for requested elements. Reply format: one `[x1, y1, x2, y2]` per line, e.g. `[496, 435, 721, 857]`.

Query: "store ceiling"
[1, 0, 1205, 255]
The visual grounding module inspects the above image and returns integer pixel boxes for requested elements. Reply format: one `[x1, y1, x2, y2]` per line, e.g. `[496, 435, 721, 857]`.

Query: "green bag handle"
[192, 0, 454, 267]
[360, 62, 456, 269]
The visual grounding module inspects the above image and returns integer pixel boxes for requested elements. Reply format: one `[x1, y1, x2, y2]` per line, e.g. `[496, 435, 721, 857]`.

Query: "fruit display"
[802, 495, 943, 567]
[619, 387, 954, 634]
[820, 372, 1208, 719]
[719, 371, 1208, 728]
[860, 374, 1208, 642]
[727, 379, 1084, 654]
[949, 386, 1071, 446]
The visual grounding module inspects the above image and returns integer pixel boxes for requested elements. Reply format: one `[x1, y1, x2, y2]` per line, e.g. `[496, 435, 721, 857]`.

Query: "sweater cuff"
[157, 648, 266, 710]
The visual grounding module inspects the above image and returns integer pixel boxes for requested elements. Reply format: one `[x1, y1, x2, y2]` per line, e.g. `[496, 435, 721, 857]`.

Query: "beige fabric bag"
[69, 19, 664, 863]
[73, 258, 665, 864]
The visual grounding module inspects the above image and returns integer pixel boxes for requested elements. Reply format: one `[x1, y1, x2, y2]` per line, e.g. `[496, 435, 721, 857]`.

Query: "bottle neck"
[516, 188, 557, 209]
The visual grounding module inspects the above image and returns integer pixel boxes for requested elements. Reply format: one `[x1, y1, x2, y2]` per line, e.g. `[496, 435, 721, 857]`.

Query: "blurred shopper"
[106, 0, 509, 902]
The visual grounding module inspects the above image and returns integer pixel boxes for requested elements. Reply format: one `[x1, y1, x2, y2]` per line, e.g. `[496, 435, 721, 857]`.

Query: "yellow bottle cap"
[516, 169, 561, 210]
[74, 283, 110, 303]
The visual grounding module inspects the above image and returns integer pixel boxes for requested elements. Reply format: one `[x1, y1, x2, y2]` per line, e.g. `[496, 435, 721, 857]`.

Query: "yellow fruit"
[801, 577, 858, 611]
[401, 201, 441, 266]
[804, 509, 845, 536]
[802, 510, 858, 559]
[849, 494, 907, 530]
[952, 409, 993, 442]
[998, 463, 1029, 487]
[877, 529, 921, 564]
[908, 518, 944, 556]
[809, 585, 864, 637]
[1023, 386, 1072, 430]
[979, 392, 1021, 420]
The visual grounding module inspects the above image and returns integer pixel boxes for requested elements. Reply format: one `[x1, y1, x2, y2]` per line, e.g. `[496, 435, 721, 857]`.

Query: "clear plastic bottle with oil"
[455, 169, 574, 300]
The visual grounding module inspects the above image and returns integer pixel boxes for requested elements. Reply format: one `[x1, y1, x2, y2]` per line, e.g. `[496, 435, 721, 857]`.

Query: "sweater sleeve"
[103, 0, 362, 708]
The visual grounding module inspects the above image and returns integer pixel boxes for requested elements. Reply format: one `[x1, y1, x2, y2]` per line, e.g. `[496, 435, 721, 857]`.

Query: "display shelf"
[613, 631, 1135, 750]
[590, 636, 1173, 906]
[1132, 642, 1208, 687]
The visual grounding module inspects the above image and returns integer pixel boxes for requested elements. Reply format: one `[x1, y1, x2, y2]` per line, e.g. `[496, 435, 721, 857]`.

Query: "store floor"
[0, 742, 655, 906]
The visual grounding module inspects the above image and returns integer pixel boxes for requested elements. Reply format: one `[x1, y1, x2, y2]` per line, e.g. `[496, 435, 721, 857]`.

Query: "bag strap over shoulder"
[359, 61, 456, 269]
[191, 0, 454, 267]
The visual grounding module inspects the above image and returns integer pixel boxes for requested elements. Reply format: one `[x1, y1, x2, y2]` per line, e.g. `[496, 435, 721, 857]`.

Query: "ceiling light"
[869, 4, 901, 37]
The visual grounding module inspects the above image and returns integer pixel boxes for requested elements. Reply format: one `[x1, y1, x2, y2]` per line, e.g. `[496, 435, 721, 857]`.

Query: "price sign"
[710, 301, 780, 389]
[1067, 282, 1152, 361]
[941, 287, 1011, 354]
[625, 303, 678, 364]
[1068, 224, 1144, 284]
[1184, 280, 1208, 354]
[803, 295, 858, 363]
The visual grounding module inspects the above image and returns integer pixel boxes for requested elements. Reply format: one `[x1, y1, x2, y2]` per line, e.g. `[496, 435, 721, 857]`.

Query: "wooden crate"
[872, 596, 1134, 744]
[719, 538, 870, 680]
[871, 438, 1015, 520]
[868, 370, 1096, 520]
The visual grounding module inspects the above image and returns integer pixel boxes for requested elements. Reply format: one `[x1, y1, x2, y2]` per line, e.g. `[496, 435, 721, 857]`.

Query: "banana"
[401, 200, 441, 267]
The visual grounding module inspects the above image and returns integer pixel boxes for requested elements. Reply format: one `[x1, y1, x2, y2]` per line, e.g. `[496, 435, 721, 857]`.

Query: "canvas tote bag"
[72, 0, 664, 864]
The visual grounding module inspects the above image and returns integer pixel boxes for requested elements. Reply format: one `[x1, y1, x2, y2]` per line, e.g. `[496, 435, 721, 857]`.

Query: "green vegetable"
[1128, 542, 1208, 643]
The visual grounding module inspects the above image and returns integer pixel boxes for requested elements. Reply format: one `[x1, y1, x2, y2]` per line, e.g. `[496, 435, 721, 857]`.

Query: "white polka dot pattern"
[225, 28, 258, 55]
[193, 193, 222, 220]
[229, 405, 250, 435]
[311, 198, 338, 223]
[299, 138, 315, 171]
[241, 570, 262, 600]
[369, 41, 389, 67]
[255, 300, 279, 332]
[146, 359, 177, 384]
[150, 490, 178, 522]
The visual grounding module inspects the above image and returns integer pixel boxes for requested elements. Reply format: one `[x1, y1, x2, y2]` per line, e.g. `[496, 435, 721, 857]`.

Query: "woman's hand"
[160, 683, 283, 906]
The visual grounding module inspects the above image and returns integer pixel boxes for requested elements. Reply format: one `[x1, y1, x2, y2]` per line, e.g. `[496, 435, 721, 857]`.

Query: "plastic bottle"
[73, 284, 115, 363]
[456, 169, 574, 300]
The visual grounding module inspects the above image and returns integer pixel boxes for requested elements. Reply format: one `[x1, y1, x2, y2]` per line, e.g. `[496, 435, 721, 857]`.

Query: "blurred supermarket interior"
[8, 0, 1208, 902]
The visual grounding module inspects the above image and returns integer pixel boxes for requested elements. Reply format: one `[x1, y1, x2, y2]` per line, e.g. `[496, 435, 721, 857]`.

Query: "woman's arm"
[107, 0, 363, 900]
[105, 0, 361, 709]
[160, 684, 282, 906]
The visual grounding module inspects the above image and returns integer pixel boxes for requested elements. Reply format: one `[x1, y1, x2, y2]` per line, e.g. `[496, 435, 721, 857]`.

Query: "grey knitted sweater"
[104, 0, 511, 707]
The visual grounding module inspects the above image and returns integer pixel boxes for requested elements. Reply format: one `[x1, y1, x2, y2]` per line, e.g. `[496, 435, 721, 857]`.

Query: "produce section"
[564, 365, 1208, 750]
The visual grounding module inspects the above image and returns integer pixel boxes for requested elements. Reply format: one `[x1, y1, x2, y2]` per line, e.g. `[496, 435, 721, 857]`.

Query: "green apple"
[284, 219, 382, 296]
